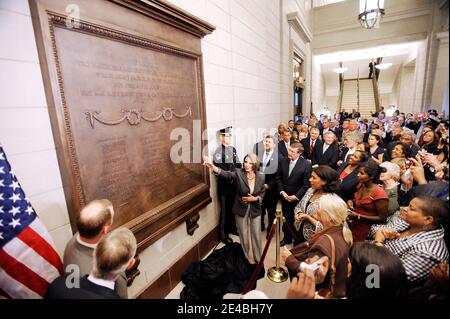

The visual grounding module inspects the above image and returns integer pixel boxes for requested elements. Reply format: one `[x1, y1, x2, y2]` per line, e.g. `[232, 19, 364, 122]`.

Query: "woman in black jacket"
[336, 150, 369, 201]
[204, 153, 265, 263]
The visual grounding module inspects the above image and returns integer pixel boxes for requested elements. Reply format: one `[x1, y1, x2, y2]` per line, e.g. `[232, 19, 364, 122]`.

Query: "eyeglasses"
[380, 167, 387, 173]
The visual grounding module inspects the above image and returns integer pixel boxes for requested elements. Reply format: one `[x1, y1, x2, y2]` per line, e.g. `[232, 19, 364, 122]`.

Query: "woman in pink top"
[347, 160, 389, 242]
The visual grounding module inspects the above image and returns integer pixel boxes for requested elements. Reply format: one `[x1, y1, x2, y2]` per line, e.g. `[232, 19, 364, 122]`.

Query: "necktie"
[263, 152, 270, 170]
[310, 140, 314, 155]
[288, 160, 295, 176]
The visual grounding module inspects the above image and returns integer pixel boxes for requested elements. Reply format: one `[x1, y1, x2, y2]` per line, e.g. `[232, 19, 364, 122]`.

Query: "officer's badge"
[215, 153, 221, 160]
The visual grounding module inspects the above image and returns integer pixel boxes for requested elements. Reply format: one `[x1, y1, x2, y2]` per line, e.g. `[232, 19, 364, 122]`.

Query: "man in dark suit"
[329, 119, 342, 140]
[316, 131, 339, 168]
[278, 129, 292, 158]
[320, 118, 331, 139]
[400, 130, 420, 158]
[258, 135, 279, 234]
[253, 130, 270, 159]
[46, 228, 137, 299]
[276, 143, 311, 246]
[301, 127, 323, 165]
[287, 120, 295, 133]
[213, 126, 241, 243]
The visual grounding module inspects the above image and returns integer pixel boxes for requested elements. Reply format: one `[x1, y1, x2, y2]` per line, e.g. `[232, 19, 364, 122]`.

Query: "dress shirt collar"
[87, 275, 115, 291]
[265, 149, 274, 158]
[290, 157, 299, 166]
[77, 233, 97, 249]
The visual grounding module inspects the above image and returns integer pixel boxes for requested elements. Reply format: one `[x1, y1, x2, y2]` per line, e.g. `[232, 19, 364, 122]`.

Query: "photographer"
[436, 121, 449, 164]
[282, 194, 352, 298]
[286, 242, 408, 299]
[398, 155, 449, 206]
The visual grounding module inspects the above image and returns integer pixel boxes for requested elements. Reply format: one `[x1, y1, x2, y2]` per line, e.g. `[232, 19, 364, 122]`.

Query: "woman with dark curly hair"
[348, 160, 389, 242]
[293, 165, 341, 244]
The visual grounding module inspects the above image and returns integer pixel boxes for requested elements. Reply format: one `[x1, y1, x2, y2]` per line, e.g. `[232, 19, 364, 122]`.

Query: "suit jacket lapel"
[239, 170, 250, 190]
[288, 158, 301, 180]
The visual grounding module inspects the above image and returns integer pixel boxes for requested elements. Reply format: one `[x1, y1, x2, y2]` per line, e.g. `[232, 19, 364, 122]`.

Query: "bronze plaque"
[30, 0, 215, 250]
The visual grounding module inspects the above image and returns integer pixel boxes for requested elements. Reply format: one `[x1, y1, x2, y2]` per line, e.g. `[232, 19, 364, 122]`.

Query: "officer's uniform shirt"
[212, 144, 241, 195]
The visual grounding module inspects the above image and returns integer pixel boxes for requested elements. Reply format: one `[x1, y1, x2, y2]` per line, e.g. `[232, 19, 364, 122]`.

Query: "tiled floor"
[165, 221, 291, 299]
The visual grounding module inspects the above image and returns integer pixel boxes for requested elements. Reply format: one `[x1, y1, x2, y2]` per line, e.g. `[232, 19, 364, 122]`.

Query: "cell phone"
[405, 159, 413, 168]
[298, 260, 322, 274]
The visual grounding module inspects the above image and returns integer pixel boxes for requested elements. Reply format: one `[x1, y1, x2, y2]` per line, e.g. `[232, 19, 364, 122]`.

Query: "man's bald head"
[76, 199, 114, 239]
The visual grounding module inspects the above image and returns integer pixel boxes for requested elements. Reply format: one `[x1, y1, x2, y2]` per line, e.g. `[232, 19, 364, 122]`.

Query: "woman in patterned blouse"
[293, 165, 340, 244]
[373, 196, 449, 286]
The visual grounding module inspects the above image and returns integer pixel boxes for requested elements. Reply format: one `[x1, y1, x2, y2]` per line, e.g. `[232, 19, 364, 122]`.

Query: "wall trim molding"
[313, 32, 428, 54]
[287, 12, 313, 43]
[436, 31, 449, 44]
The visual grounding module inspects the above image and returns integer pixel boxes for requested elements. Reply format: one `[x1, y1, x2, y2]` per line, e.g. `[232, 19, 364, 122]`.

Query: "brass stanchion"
[267, 208, 288, 283]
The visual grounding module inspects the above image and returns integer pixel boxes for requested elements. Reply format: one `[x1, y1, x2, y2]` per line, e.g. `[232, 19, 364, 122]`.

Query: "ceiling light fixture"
[374, 62, 392, 70]
[333, 67, 348, 74]
[359, 0, 385, 29]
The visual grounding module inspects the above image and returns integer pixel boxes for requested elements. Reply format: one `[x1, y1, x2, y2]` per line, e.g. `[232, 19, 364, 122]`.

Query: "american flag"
[0, 146, 62, 298]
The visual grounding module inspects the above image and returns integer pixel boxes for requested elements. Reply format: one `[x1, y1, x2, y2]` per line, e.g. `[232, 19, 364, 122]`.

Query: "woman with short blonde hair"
[283, 193, 352, 298]
[316, 194, 353, 245]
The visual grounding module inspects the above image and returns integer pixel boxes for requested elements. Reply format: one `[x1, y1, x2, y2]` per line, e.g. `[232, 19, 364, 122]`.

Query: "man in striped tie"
[276, 143, 312, 246]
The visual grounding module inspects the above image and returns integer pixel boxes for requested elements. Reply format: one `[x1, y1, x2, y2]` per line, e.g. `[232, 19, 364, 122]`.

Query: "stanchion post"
[267, 206, 288, 283]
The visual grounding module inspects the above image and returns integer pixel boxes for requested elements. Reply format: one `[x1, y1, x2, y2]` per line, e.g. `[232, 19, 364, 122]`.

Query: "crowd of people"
[205, 107, 449, 299]
[44, 107, 449, 299]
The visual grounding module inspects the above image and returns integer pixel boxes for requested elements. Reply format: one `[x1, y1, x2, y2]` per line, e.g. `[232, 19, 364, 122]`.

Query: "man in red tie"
[301, 127, 322, 164]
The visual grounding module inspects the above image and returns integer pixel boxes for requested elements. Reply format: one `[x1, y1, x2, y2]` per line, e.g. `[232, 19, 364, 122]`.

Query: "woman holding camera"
[286, 242, 408, 299]
[418, 130, 439, 155]
[283, 193, 353, 298]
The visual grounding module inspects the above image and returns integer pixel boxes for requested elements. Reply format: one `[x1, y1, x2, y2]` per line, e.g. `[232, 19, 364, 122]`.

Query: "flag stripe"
[29, 218, 56, 245]
[0, 249, 48, 297]
[18, 223, 63, 273]
[0, 267, 41, 299]
[2, 236, 60, 283]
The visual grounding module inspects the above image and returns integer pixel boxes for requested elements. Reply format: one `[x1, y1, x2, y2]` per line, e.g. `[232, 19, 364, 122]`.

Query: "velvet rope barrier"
[282, 216, 298, 243]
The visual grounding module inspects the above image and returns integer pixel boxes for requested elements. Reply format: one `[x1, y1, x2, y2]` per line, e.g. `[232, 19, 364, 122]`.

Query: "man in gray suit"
[63, 199, 128, 298]
[47, 227, 137, 299]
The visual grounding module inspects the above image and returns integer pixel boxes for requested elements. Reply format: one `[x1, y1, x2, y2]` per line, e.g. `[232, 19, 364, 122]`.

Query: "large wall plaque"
[30, 0, 215, 251]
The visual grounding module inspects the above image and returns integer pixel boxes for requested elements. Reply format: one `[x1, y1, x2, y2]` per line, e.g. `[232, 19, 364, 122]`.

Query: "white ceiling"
[313, 0, 347, 8]
[317, 42, 420, 95]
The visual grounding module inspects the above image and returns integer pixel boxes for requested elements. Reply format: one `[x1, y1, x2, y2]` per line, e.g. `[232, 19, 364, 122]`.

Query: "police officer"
[212, 126, 241, 244]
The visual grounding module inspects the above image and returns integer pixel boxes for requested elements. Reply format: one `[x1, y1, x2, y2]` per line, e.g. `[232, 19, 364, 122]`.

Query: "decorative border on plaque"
[85, 106, 192, 128]
[46, 10, 202, 206]
[48, 13, 86, 206]
[47, 11, 199, 59]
